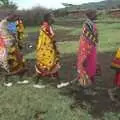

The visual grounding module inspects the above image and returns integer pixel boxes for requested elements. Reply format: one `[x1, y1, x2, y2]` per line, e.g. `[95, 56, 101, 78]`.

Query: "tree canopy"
[0, 0, 17, 10]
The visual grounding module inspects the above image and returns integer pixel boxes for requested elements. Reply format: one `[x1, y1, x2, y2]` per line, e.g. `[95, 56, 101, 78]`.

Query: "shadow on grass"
[57, 51, 120, 119]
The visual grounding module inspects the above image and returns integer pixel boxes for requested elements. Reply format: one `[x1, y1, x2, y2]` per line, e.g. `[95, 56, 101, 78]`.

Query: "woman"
[16, 16, 25, 49]
[0, 15, 28, 87]
[34, 13, 60, 88]
[77, 10, 98, 94]
[108, 48, 120, 101]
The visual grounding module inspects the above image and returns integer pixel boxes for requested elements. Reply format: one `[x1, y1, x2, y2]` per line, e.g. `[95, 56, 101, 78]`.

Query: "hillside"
[56, 0, 120, 12]
[78, 0, 120, 10]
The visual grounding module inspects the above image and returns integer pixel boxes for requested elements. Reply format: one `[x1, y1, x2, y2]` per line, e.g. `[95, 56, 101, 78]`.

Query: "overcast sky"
[12, 0, 103, 10]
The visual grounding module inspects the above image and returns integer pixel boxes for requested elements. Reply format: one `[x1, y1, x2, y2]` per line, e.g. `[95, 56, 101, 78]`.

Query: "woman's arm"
[49, 26, 55, 38]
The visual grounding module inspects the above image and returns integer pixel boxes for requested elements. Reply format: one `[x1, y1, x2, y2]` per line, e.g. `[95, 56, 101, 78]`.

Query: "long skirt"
[35, 30, 60, 77]
[86, 46, 97, 83]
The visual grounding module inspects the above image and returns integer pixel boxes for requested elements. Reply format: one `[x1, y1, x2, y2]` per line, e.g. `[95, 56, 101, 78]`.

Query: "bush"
[19, 6, 49, 26]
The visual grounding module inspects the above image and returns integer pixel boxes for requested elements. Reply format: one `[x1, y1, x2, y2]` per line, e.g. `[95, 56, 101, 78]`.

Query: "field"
[0, 18, 120, 120]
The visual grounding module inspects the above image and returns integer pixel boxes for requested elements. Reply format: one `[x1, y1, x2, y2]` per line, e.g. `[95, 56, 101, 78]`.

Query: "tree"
[62, 3, 74, 7]
[0, 0, 17, 10]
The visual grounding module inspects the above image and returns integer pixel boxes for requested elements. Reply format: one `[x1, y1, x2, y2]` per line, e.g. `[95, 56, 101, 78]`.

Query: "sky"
[12, 0, 103, 10]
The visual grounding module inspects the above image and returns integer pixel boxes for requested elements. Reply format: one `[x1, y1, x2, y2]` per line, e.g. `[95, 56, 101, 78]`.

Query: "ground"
[0, 18, 120, 120]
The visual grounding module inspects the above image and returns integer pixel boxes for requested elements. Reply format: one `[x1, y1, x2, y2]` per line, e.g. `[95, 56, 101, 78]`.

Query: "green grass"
[1, 20, 120, 120]
[98, 23, 120, 52]
[0, 82, 93, 120]
[25, 26, 39, 33]
[54, 25, 76, 31]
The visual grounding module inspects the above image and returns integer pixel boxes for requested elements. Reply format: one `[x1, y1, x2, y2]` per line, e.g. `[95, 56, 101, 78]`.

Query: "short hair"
[85, 10, 96, 18]
[7, 14, 18, 21]
[43, 13, 51, 22]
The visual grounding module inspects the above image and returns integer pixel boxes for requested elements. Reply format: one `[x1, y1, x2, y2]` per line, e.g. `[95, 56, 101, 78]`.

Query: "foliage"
[54, 0, 120, 17]
[19, 6, 49, 26]
[0, 0, 17, 10]
[53, 8, 68, 17]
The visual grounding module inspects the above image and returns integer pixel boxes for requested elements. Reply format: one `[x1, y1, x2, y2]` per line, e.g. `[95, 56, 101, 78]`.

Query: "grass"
[25, 26, 39, 33]
[0, 19, 120, 120]
[98, 23, 120, 52]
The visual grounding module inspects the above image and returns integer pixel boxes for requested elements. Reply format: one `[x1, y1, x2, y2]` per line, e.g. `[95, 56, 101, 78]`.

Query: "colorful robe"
[0, 19, 25, 74]
[77, 19, 98, 83]
[16, 20, 25, 49]
[35, 22, 60, 76]
[111, 48, 120, 87]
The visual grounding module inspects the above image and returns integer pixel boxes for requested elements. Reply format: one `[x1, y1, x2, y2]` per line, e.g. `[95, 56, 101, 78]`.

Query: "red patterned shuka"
[77, 19, 98, 86]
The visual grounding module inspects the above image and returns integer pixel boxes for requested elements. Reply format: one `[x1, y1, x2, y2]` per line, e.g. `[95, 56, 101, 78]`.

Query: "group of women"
[0, 11, 120, 100]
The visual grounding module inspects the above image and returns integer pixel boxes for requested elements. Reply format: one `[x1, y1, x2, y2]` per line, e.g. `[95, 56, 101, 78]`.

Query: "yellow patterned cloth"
[115, 48, 120, 59]
[36, 22, 60, 76]
[16, 20, 25, 48]
[111, 48, 120, 70]
[7, 44, 25, 73]
[16, 20, 24, 33]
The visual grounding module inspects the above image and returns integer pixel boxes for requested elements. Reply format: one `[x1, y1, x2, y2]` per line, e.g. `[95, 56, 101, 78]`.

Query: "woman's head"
[7, 14, 18, 22]
[16, 15, 23, 20]
[43, 13, 55, 25]
[85, 10, 97, 20]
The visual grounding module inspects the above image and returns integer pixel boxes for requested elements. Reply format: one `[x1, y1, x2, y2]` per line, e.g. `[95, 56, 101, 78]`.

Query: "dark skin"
[16, 17, 24, 50]
[34, 72, 60, 85]
[86, 11, 97, 21]
[4, 67, 27, 84]
[7, 16, 17, 22]
[44, 13, 55, 25]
